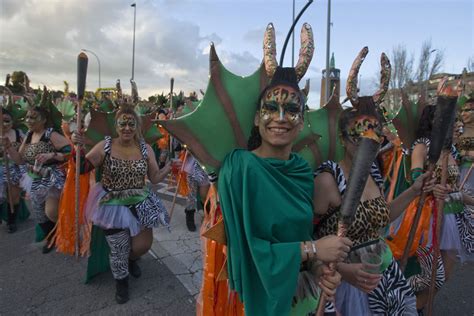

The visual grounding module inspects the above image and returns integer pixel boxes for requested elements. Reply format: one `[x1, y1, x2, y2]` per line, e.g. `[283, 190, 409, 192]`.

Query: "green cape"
[219, 149, 314, 315]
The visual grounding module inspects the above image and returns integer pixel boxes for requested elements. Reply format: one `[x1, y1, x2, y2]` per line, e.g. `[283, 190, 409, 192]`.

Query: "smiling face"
[461, 101, 474, 125]
[116, 113, 137, 141]
[255, 84, 304, 149]
[25, 109, 46, 131]
[2, 112, 13, 132]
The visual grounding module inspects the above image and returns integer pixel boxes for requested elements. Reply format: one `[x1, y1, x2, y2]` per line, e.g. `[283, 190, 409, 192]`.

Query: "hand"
[161, 161, 172, 174]
[1, 136, 12, 151]
[432, 184, 451, 201]
[410, 172, 436, 195]
[71, 131, 85, 146]
[36, 152, 55, 164]
[170, 158, 183, 170]
[314, 235, 353, 263]
[318, 265, 342, 301]
[437, 77, 462, 98]
[338, 262, 381, 293]
[418, 172, 437, 194]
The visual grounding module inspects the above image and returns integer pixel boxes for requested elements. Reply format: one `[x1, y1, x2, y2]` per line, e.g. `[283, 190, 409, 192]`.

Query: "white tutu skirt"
[85, 183, 170, 237]
[335, 260, 417, 315]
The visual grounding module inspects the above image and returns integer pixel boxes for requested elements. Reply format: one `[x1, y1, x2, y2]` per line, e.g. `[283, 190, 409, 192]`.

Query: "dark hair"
[27, 106, 50, 128]
[415, 105, 436, 140]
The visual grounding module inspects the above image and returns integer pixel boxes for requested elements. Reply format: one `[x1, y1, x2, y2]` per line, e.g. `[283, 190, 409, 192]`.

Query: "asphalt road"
[0, 219, 195, 316]
[1, 217, 472, 315]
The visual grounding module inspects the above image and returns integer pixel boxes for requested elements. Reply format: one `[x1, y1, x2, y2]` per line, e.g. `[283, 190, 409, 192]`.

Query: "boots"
[39, 220, 55, 254]
[185, 209, 196, 232]
[129, 259, 142, 278]
[6, 204, 18, 233]
[115, 277, 129, 304]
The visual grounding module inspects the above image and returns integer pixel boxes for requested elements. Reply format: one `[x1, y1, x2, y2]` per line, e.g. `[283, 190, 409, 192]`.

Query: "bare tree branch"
[468, 56, 474, 72]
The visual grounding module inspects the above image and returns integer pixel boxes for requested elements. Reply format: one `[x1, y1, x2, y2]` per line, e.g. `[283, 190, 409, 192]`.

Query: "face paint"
[25, 111, 43, 128]
[3, 116, 12, 129]
[259, 86, 303, 125]
[346, 115, 382, 144]
[117, 114, 137, 131]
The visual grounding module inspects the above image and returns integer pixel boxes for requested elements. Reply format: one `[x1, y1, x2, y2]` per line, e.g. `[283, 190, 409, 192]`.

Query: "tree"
[380, 40, 445, 111]
[415, 39, 444, 82]
[468, 57, 474, 72]
[390, 44, 414, 90]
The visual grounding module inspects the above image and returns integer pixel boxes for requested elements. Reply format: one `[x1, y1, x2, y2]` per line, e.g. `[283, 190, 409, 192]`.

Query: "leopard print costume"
[315, 161, 389, 246]
[88, 136, 169, 280]
[23, 129, 57, 165]
[1, 129, 24, 186]
[21, 128, 65, 223]
[314, 160, 416, 316]
[101, 139, 148, 192]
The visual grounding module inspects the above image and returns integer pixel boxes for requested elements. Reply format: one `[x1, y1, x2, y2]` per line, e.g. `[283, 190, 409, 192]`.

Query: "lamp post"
[131, 3, 137, 81]
[324, 0, 332, 102]
[292, 0, 295, 67]
[81, 48, 101, 89]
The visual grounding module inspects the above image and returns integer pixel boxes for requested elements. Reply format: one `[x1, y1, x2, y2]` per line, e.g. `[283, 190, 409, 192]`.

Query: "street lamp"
[81, 48, 101, 89]
[324, 0, 332, 102]
[131, 3, 137, 81]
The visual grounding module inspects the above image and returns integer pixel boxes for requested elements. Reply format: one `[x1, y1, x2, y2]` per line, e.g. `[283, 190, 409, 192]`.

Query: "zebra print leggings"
[185, 161, 209, 210]
[104, 229, 130, 280]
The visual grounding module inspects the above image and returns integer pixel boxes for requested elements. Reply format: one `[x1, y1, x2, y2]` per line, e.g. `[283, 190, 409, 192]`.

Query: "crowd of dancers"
[2, 14, 474, 316]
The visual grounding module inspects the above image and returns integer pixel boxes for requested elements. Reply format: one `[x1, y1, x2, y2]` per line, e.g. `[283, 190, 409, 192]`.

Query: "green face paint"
[117, 114, 137, 131]
[259, 86, 303, 125]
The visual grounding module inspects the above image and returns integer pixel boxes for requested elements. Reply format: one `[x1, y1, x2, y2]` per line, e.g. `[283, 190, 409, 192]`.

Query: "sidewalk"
[0, 219, 195, 315]
[152, 183, 204, 298]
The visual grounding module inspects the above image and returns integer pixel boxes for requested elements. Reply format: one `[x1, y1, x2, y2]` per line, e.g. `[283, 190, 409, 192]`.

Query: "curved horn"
[295, 23, 314, 82]
[39, 86, 49, 109]
[263, 23, 278, 79]
[346, 46, 369, 105]
[373, 53, 391, 105]
[23, 94, 35, 108]
[130, 79, 138, 103]
[302, 78, 310, 97]
[116, 79, 122, 99]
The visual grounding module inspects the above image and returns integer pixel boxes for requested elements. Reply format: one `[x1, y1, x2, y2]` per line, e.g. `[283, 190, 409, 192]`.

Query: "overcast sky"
[1, 0, 472, 107]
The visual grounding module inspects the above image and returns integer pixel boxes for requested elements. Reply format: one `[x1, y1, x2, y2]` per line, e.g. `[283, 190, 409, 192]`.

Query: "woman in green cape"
[218, 20, 353, 313]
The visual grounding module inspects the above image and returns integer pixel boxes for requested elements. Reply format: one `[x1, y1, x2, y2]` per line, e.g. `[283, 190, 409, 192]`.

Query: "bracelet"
[311, 241, 318, 260]
[303, 242, 310, 261]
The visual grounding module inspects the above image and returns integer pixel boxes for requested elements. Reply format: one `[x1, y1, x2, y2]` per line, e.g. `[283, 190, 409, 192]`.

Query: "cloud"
[0, 0, 259, 98]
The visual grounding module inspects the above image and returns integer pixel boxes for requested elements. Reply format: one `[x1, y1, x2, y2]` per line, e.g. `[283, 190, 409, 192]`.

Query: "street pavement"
[1, 180, 473, 315]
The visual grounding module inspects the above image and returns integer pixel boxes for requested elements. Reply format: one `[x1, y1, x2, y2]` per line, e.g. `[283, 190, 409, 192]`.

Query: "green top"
[218, 149, 314, 316]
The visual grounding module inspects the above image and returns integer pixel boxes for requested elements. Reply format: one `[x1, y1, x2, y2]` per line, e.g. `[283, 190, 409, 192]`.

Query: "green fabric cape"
[218, 149, 314, 316]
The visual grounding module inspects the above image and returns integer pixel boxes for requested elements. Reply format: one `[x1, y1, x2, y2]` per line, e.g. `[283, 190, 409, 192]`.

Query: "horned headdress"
[262, 0, 315, 98]
[346, 46, 391, 118]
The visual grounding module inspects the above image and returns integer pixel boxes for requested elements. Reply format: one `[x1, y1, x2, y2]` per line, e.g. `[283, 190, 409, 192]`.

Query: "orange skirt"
[52, 158, 91, 256]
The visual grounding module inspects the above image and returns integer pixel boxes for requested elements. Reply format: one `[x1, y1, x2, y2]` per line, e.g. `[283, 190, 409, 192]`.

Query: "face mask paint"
[259, 86, 303, 125]
[3, 117, 12, 129]
[25, 111, 43, 128]
[346, 115, 382, 144]
[117, 115, 137, 131]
